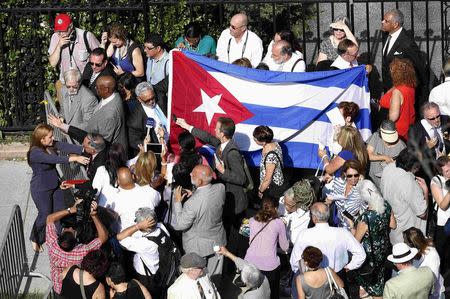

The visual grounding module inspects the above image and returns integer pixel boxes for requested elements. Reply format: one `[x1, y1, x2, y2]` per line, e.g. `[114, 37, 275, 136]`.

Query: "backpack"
[82, 31, 91, 54]
[142, 228, 181, 293]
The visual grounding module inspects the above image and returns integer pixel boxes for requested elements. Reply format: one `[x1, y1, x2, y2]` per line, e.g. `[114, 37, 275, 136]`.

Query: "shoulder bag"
[325, 267, 348, 299]
[262, 150, 290, 199]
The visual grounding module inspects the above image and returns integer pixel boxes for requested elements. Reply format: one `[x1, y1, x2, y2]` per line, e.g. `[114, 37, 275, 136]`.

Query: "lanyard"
[68, 41, 76, 68]
[227, 30, 249, 63]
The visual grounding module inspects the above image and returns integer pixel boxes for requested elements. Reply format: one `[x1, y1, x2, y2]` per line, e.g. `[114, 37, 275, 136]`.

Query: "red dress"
[379, 85, 415, 141]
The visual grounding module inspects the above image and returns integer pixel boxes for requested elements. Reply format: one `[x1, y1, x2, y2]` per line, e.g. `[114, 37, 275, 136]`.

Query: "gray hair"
[310, 203, 330, 222]
[284, 187, 294, 199]
[63, 69, 82, 84]
[135, 207, 156, 223]
[357, 180, 386, 215]
[86, 133, 105, 152]
[241, 264, 264, 289]
[387, 9, 404, 26]
[135, 82, 154, 97]
[421, 102, 440, 117]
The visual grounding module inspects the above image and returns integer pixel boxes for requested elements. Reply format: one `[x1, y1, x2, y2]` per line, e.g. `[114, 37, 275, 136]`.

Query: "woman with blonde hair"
[318, 126, 368, 177]
[379, 58, 416, 141]
[27, 123, 89, 252]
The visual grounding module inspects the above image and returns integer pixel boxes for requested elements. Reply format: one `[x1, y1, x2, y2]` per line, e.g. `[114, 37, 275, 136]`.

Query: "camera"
[74, 187, 97, 223]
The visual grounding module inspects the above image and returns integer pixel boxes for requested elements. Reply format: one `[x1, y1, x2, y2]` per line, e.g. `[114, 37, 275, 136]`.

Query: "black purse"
[262, 151, 289, 199]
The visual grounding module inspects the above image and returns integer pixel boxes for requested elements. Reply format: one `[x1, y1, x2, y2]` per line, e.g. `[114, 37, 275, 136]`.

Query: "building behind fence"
[0, 0, 449, 130]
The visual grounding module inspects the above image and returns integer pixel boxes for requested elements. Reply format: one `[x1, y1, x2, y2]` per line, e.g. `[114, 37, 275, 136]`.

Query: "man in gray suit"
[59, 69, 97, 131]
[173, 165, 227, 282]
[87, 75, 128, 153]
[384, 242, 434, 298]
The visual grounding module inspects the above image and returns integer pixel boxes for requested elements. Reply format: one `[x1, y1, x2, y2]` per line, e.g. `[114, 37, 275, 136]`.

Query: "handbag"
[325, 267, 348, 299]
[79, 268, 88, 299]
[262, 151, 289, 199]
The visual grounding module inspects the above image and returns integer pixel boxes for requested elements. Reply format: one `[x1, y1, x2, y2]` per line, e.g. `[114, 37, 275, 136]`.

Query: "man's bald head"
[191, 165, 213, 187]
[271, 40, 293, 64]
[230, 13, 248, 39]
[96, 75, 116, 99]
[117, 167, 135, 189]
[310, 202, 330, 223]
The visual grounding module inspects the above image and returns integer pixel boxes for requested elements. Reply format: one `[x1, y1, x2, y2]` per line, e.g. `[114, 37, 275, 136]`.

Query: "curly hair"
[254, 198, 278, 223]
[338, 101, 360, 122]
[81, 250, 109, 278]
[302, 246, 323, 269]
[390, 58, 417, 88]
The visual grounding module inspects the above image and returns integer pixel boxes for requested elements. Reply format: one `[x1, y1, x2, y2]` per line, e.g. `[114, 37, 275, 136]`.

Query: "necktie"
[383, 35, 392, 58]
[89, 72, 97, 86]
[433, 126, 444, 152]
[197, 281, 207, 299]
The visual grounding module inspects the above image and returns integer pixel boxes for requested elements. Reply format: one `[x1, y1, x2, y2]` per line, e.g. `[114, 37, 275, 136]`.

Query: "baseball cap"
[380, 120, 399, 143]
[54, 14, 72, 31]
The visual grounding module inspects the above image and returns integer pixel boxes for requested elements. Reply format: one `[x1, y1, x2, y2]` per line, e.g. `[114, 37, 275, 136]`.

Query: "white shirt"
[413, 246, 444, 299]
[120, 224, 170, 275]
[289, 223, 366, 273]
[331, 55, 358, 69]
[92, 165, 119, 208]
[430, 175, 450, 226]
[421, 118, 446, 156]
[383, 27, 403, 56]
[167, 273, 221, 299]
[216, 28, 263, 67]
[429, 78, 450, 116]
[278, 200, 310, 244]
[269, 52, 305, 72]
[114, 184, 161, 230]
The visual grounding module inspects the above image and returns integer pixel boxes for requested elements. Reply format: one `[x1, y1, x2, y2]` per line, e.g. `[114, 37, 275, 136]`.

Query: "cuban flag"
[168, 50, 371, 169]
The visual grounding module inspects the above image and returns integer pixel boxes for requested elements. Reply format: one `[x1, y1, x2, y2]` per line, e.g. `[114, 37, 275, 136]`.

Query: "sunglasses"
[89, 62, 103, 67]
[230, 24, 245, 30]
[346, 173, 360, 178]
[332, 28, 345, 33]
[427, 115, 441, 121]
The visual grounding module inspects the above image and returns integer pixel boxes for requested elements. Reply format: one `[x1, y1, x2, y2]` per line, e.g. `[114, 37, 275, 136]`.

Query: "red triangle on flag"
[170, 51, 254, 153]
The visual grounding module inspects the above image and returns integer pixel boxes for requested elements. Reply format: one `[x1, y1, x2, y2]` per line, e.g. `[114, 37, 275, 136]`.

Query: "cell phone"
[172, 114, 178, 122]
[342, 210, 355, 222]
[146, 143, 163, 154]
[63, 179, 89, 185]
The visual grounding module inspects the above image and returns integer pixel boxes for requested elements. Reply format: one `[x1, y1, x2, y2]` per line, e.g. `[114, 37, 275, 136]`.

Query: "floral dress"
[260, 143, 284, 186]
[319, 37, 339, 61]
[355, 201, 392, 297]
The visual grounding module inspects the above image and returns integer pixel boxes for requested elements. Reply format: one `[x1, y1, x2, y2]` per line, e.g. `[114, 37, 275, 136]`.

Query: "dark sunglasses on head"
[333, 28, 345, 33]
[90, 62, 103, 67]
[346, 173, 360, 178]
[427, 115, 441, 121]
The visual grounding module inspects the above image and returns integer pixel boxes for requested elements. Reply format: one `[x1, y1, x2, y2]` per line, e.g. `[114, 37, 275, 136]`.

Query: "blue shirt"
[174, 35, 216, 55]
[146, 51, 169, 85]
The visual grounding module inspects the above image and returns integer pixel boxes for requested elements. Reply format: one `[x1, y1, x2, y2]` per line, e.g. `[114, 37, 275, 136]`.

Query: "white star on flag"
[193, 89, 226, 125]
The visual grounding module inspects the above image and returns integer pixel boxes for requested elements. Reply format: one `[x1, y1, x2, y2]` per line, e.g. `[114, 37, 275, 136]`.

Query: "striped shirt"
[328, 177, 367, 230]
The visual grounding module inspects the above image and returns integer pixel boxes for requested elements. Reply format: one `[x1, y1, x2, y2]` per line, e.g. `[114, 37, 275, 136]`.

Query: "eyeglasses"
[89, 62, 103, 67]
[345, 173, 360, 178]
[332, 28, 345, 33]
[427, 115, 441, 121]
[144, 46, 156, 51]
[66, 84, 79, 89]
[230, 24, 245, 30]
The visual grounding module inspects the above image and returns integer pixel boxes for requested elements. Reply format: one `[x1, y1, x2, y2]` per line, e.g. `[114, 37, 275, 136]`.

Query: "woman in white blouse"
[430, 156, 450, 275]
[403, 227, 445, 299]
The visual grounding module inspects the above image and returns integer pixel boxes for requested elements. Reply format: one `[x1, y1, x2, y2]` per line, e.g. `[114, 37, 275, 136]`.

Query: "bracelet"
[67, 207, 71, 214]
[161, 161, 167, 166]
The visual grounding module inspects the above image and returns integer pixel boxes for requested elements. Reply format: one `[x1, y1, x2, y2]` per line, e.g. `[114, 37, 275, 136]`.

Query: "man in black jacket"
[81, 47, 115, 99]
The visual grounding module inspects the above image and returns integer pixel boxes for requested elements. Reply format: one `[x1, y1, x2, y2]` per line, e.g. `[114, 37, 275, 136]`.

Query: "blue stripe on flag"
[182, 50, 367, 89]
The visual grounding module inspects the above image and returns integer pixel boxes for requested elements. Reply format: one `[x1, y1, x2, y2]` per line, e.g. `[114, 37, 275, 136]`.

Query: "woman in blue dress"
[27, 124, 89, 252]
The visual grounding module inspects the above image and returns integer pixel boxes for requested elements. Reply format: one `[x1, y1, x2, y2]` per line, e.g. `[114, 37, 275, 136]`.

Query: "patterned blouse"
[319, 37, 339, 61]
[260, 143, 284, 186]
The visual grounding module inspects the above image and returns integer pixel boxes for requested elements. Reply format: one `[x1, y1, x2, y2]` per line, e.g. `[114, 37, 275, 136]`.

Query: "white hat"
[387, 243, 418, 263]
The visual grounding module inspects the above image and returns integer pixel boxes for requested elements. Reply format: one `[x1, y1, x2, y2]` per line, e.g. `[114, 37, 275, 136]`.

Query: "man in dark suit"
[81, 47, 115, 99]
[408, 102, 450, 177]
[86, 75, 128, 154]
[47, 114, 108, 180]
[381, 9, 428, 112]
[127, 82, 165, 157]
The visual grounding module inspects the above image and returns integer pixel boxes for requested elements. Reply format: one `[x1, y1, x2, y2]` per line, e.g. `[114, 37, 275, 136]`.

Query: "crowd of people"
[24, 7, 450, 299]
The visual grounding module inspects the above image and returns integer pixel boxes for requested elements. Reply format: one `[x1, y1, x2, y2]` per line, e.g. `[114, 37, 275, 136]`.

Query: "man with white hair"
[173, 165, 227, 282]
[117, 207, 170, 298]
[383, 243, 434, 298]
[127, 81, 167, 156]
[167, 252, 220, 299]
[270, 40, 305, 72]
[216, 12, 263, 67]
[59, 69, 97, 130]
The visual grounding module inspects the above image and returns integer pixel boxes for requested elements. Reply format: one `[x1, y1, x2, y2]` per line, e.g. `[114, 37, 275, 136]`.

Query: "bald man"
[216, 12, 263, 67]
[173, 165, 227, 282]
[112, 167, 161, 231]
[86, 75, 128, 153]
[270, 40, 305, 72]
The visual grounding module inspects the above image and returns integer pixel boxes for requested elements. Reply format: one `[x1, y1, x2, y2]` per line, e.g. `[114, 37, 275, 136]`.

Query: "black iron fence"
[0, 0, 449, 130]
[0, 205, 52, 298]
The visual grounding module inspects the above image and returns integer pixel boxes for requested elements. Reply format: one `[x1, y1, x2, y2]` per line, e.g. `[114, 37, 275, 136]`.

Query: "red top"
[379, 85, 415, 141]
